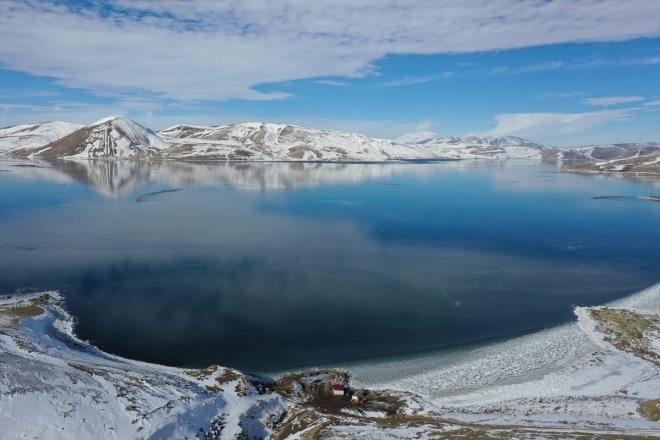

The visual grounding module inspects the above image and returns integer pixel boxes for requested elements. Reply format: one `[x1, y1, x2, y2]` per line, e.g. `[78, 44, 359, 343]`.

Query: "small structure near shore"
[331, 384, 345, 396]
[351, 390, 367, 405]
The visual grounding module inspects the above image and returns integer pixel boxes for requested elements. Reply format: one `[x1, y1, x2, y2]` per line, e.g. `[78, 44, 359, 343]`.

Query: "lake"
[1, 158, 658, 374]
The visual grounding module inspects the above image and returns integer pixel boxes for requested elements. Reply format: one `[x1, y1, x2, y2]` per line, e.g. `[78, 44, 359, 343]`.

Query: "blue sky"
[1, 0, 659, 146]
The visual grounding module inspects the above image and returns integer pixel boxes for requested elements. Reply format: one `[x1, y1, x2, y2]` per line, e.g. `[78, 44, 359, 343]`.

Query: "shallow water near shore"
[1, 158, 658, 373]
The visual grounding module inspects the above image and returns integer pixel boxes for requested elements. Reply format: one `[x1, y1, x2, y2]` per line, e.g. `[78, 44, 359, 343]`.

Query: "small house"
[331, 384, 345, 396]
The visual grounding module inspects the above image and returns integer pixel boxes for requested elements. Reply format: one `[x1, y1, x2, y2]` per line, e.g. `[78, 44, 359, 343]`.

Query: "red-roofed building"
[332, 384, 345, 396]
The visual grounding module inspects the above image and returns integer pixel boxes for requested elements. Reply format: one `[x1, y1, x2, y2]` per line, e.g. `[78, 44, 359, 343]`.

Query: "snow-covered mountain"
[542, 142, 660, 162]
[0, 121, 83, 154]
[4, 116, 169, 159]
[393, 131, 463, 146]
[1, 116, 657, 170]
[395, 131, 545, 159]
[562, 149, 660, 174]
[159, 122, 446, 161]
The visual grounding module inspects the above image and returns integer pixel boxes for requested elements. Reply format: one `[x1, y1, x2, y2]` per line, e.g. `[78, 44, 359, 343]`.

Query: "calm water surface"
[1, 158, 658, 373]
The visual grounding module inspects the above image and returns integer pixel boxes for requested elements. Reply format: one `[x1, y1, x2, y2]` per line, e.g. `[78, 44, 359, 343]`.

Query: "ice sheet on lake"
[344, 282, 659, 405]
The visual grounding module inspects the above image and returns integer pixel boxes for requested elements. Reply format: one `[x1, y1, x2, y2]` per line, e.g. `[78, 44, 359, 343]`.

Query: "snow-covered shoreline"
[0, 292, 288, 439]
[342, 283, 659, 434]
[1, 285, 658, 438]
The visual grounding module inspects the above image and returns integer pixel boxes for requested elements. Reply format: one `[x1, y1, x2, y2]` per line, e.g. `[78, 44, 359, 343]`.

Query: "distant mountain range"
[1, 116, 658, 173]
[560, 149, 660, 174]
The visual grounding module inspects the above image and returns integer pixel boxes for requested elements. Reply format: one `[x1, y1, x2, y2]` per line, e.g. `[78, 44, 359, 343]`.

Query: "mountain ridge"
[1, 117, 658, 168]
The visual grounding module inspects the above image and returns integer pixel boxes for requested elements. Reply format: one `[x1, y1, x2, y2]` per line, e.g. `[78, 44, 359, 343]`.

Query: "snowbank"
[0, 292, 287, 440]
[343, 283, 659, 433]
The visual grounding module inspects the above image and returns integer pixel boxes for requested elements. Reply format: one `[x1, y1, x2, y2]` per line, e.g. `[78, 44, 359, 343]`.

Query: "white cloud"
[572, 55, 660, 69]
[584, 96, 644, 106]
[373, 76, 438, 88]
[473, 55, 660, 78]
[643, 99, 660, 106]
[484, 61, 563, 76]
[374, 71, 458, 87]
[1, 0, 659, 102]
[483, 108, 635, 142]
[537, 91, 585, 99]
[315, 80, 351, 87]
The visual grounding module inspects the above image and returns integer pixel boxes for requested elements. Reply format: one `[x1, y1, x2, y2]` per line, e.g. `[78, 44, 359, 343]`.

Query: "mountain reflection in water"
[1, 158, 658, 372]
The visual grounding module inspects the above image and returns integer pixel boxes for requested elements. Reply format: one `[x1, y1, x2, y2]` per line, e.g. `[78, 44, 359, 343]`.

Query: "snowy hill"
[395, 131, 545, 159]
[394, 131, 462, 145]
[562, 149, 660, 174]
[463, 135, 544, 149]
[159, 122, 447, 161]
[2, 287, 659, 438]
[0, 121, 83, 154]
[0, 292, 288, 439]
[6, 116, 169, 159]
[1, 116, 657, 168]
[542, 142, 660, 162]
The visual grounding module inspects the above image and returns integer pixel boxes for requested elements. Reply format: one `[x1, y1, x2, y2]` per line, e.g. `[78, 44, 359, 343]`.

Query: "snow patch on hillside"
[0, 122, 83, 153]
[0, 292, 288, 439]
[396, 131, 545, 159]
[69, 117, 169, 159]
[160, 122, 450, 161]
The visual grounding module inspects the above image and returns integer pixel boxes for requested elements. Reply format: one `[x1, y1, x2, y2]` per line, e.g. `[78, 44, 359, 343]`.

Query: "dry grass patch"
[271, 409, 328, 440]
[287, 145, 322, 160]
[167, 144, 194, 155]
[0, 299, 47, 333]
[638, 398, 660, 421]
[590, 308, 660, 364]
[186, 365, 250, 396]
[185, 364, 222, 379]
[362, 392, 407, 417]
[6, 303, 44, 319]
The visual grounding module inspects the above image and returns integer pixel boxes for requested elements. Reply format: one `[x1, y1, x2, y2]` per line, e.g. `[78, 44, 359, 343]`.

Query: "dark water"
[1, 158, 658, 373]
